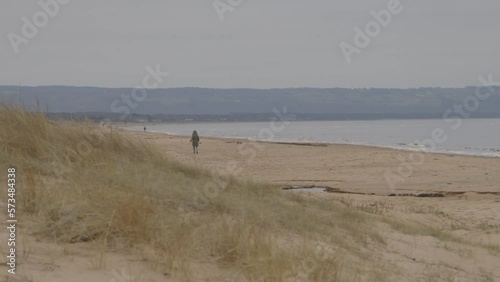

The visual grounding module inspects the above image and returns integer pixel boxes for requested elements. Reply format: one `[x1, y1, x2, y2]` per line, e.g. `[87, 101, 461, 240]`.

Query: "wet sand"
[127, 130, 500, 196]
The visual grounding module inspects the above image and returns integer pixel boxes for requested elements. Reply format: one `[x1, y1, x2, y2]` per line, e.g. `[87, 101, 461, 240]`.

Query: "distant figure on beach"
[190, 130, 200, 154]
[144, 126, 146, 132]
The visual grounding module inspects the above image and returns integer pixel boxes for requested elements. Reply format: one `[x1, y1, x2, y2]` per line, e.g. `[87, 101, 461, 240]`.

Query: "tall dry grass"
[0, 106, 390, 281]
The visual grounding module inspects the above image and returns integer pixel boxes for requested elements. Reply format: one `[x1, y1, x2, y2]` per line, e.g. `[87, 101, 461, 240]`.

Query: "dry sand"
[129, 131, 500, 196]
[129, 130, 500, 281]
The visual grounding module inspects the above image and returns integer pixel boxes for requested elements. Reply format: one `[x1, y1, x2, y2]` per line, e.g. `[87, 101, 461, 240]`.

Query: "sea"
[127, 118, 500, 158]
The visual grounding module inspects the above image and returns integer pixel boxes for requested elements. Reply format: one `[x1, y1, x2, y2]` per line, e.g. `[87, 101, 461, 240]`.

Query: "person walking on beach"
[190, 130, 200, 154]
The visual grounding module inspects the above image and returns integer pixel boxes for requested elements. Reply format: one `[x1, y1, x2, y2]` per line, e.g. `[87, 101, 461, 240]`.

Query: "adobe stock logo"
[339, 0, 409, 64]
[7, 0, 70, 54]
[213, 0, 245, 21]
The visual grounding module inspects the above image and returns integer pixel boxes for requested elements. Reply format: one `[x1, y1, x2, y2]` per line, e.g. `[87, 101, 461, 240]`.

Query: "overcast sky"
[1, 0, 499, 89]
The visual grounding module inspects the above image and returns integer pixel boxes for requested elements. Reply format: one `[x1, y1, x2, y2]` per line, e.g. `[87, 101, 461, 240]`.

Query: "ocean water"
[128, 118, 500, 157]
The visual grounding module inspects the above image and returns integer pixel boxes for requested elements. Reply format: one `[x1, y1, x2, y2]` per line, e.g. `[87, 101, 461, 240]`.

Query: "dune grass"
[3, 106, 500, 281]
[1, 106, 396, 281]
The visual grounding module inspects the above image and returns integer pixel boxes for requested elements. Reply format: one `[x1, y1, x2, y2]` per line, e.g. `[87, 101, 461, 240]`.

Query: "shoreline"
[123, 127, 500, 159]
[124, 129, 500, 196]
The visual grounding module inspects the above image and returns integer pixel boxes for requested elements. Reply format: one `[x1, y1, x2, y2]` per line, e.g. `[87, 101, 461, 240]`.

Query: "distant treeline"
[2, 85, 500, 121]
[45, 112, 500, 123]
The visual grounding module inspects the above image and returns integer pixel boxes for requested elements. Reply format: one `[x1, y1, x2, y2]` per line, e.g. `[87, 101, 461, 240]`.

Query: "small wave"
[379, 144, 500, 158]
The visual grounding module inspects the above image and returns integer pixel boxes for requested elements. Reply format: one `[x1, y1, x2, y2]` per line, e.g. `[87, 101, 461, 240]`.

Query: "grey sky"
[1, 0, 499, 88]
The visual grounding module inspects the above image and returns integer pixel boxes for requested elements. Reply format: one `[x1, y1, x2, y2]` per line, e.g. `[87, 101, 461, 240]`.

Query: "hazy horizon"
[0, 84, 495, 90]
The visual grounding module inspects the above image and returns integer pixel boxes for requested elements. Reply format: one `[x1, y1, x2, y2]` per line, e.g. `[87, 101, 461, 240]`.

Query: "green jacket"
[191, 134, 200, 146]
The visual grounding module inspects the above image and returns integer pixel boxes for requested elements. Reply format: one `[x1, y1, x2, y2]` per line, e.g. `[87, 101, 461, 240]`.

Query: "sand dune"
[2, 127, 499, 281]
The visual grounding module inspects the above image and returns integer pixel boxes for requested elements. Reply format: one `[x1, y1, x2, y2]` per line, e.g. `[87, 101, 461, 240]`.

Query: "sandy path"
[128, 130, 500, 195]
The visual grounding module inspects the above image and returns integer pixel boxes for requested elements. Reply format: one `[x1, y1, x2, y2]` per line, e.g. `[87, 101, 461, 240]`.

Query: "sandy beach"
[124, 130, 500, 280]
[2, 121, 499, 282]
[128, 130, 500, 196]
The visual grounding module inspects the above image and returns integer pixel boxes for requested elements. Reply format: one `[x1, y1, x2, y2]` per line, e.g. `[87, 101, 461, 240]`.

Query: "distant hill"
[1, 86, 500, 120]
